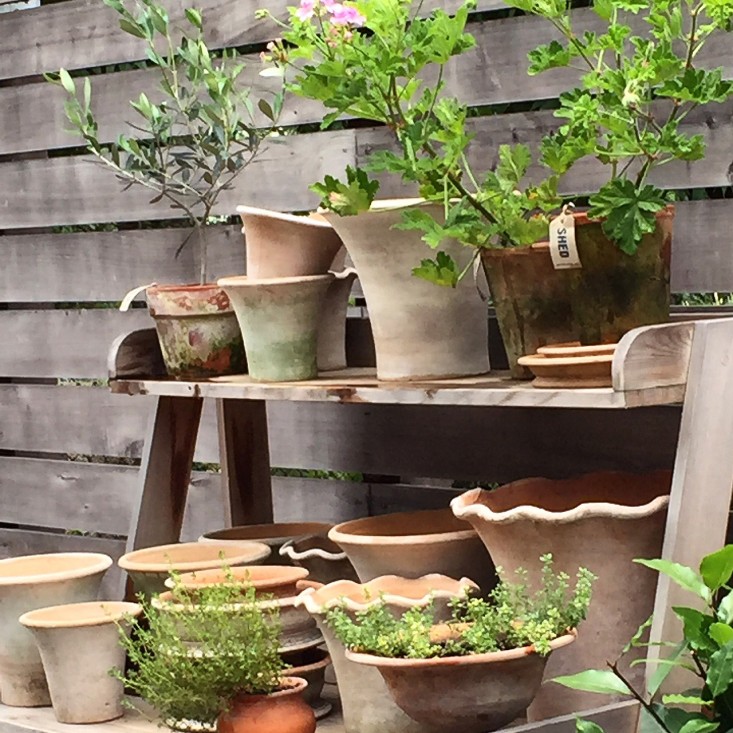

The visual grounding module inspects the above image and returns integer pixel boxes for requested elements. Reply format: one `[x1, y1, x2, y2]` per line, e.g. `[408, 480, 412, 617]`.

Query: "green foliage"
[556, 545, 733, 732]
[325, 554, 594, 659]
[114, 575, 284, 730]
[47, 0, 282, 283]
[508, 0, 733, 255]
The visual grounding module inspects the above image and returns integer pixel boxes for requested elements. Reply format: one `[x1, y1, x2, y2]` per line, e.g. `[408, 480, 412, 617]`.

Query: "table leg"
[217, 398, 273, 527]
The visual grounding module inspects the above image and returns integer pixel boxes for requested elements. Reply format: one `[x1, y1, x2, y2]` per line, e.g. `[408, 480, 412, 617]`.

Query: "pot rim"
[19, 601, 142, 629]
[517, 354, 614, 367]
[229, 676, 309, 703]
[152, 590, 305, 612]
[0, 552, 113, 586]
[217, 274, 334, 288]
[118, 542, 270, 573]
[200, 522, 334, 544]
[287, 649, 331, 675]
[279, 539, 347, 563]
[236, 205, 334, 230]
[296, 574, 478, 614]
[165, 565, 309, 591]
[345, 630, 576, 669]
[318, 198, 438, 216]
[146, 283, 224, 294]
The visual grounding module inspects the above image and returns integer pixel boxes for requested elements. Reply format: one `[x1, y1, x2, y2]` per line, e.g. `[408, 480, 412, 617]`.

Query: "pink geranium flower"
[328, 3, 365, 26]
[296, 0, 316, 21]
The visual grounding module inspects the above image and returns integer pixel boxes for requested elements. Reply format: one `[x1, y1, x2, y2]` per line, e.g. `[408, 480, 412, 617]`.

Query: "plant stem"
[607, 662, 674, 733]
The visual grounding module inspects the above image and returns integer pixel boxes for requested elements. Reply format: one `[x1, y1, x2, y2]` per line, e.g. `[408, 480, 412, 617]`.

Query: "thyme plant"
[50, 0, 283, 284]
[325, 554, 594, 658]
[507, 0, 733, 255]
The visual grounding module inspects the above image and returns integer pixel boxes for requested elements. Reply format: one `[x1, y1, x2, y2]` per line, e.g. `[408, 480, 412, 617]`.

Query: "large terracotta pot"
[321, 200, 489, 381]
[296, 576, 473, 733]
[145, 284, 246, 379]
[218, 275, 333, 382]
[481, 207, 673, 378]
[279, 534, 359, 584]
[451, 469, 671, 720]
[328, 508, 496, 593]
[217, 677, 316, 733]
[19, 601, 141, 723]
[347, 633, 576, 733]
[0, 553, 112, 707]
[118, 541, 270, 598]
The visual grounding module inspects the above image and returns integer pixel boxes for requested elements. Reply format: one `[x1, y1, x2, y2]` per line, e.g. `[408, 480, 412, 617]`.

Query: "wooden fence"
[1, 0, 731, 572]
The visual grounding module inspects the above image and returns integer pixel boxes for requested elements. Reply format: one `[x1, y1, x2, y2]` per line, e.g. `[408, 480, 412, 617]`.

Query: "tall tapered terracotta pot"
[451, 470, 671, 720]
[0, 553, 112, 707]
[321, 200, 489, 380]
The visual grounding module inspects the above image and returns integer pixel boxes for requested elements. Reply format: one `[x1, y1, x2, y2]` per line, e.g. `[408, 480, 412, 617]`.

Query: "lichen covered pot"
[0, 553, 112, 707]
[19, 601, 141, 723]
[328, 508, 496, 593]
[146, 284, 245, 379]
[217, 677, 316, 733]
[279, 534, 359, 584]
[218, 274, 334, 382]
[346, 633, 576, 733]
[320, 200, 489, 381]
[452, 470, 671, 720]
[118, 541, 271, 598]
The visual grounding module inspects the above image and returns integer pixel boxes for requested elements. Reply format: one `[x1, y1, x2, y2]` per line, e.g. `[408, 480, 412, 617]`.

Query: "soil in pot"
[0, 552, 112, 707]
[452, 469, 671, 720]
[217, 677, 316, 733]
[145, 284, 245, 379]
[19, 601, 141, 724]
[279, 534, 359, 585]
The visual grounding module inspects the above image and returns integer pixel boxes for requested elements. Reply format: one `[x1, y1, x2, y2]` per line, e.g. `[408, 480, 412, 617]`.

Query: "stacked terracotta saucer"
[517, 342, 618, 388]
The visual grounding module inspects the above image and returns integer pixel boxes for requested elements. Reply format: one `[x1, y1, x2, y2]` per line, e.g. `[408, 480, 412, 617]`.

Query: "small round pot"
[346, 633, 576, 733]
[0, 552, 112, 707]
[19, 601, 141, 723]
[279, 535, 359, 584]
[145, 284, 246, 379]
[218, 274, 334, 382]
[200, 523, 333, 564]
[328, 509, 496, 593]
[217, 677, 316, 733]
[281, 646, 331, 719]
[118, 541, 271, 598]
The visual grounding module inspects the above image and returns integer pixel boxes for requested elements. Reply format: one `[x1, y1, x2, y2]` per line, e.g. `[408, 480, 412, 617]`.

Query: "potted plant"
[322, 555, 594, 733]
[117, 576, 316, 733]
[554, 544, 733, 733]
[49, 0, 283, 379]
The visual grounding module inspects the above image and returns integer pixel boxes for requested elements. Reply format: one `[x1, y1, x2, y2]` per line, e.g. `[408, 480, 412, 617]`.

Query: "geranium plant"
[261, 0, 563, 286]
[507, 0, 733, 255]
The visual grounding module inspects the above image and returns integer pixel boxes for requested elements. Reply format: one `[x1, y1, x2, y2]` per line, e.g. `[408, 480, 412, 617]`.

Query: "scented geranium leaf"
[527, 40, 572, 75]
[412, 251, 460, 287]
[614, 0, 648, 11]
[588, 180, 668, 255]
[394, 208, 448, 248]
[706, 640, 733, 696]
[657, 68, 733, 105]
[700, 545, 733, 592]
[703, 0, 733, 30]
[593, 0, 613, 21]
[310, 167, 379, 216]
[496, 144, 532, 189]
[553, 669, 632, 696]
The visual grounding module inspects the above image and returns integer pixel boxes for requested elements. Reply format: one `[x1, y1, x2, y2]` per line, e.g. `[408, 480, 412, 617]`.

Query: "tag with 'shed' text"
[549, 213, 581, 270]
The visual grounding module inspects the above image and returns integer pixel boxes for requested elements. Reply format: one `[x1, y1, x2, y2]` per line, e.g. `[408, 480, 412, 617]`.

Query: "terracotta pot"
[318, 268, 358, 371]
[0, 552, 112, 707]
[481, 207, 673, 378]
[320, 200, 490, 381]
[279, 535, 359, 584]
[218, 274, 334, 382]
[19, 601, 141, 723]
[451, 469, 671, 720]
[328, 508, 497, 593]
[346, 633, 576, 733]
[217, 678, 315, 733]
[118, 541, 271, 598]
[296, 577, 473, 733]
[238, 206, 344, 279]
[145, 284, 246, 379]
[281, 646, 332, 719]
[200, 523, 334, 565]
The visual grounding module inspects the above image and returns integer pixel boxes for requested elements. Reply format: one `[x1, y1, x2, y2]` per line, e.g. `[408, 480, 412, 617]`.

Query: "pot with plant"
[118, 575, 316, 733]
[50, 0, 283, 379]
[324, 555, 594, 733]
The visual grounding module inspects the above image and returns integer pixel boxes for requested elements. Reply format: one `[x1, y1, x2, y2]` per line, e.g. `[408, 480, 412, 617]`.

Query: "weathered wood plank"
[0, 384, 681, 481]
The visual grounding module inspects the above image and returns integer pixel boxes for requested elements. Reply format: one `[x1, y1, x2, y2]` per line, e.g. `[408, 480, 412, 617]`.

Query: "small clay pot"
[281, 646, 332, 719]
[217, 677, 316, 733]
[118, 541, 271, 598]
[279, 535, 359, 584]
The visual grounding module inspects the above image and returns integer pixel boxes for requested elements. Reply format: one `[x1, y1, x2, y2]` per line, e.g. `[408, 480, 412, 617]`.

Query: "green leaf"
[118, 18, 147, 38]
[552, 669, 632, 696]
[412, 251, 460, 288]
[310, 167, 379, 216]
[257, 98, 276, 122]
[635, 559, 710, 600]
[701, 545, 733, 592]
[576, 720, 605, 733]
[661, 694, 712, 706]
[673, 607, 716, 652]
[706, 640, 733, 696]
[647, 641, 688, 696]
[593, 0, 613, 20]
[58, 68, 76, 96]
[185, 8, 203, 30]
[719, 591, 733, 624]
[678, 721, 720, 733]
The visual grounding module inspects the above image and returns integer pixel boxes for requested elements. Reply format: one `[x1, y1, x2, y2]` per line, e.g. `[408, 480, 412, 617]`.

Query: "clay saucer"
[517, 353, 614, 389]
[536, 342, 617, 358]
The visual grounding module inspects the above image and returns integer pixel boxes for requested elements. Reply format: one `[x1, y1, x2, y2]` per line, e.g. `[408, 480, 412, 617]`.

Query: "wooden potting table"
[104, 316, 733, 733]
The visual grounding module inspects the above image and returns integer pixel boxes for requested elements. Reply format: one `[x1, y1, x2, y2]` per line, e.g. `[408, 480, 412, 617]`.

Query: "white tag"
[549, 210, 581, 270]
[119, 283, 156, 312]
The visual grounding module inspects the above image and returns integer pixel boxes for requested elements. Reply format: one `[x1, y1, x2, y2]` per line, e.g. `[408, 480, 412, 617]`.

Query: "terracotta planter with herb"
[481, 207, 673, 378]
[146, 284, 246, 379]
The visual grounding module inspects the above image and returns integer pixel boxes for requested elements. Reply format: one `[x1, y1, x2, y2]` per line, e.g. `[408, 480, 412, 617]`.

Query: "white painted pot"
[0, 553, 112, 707]
[320, 200, 489, 380]
[20, 601, 141, 723]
